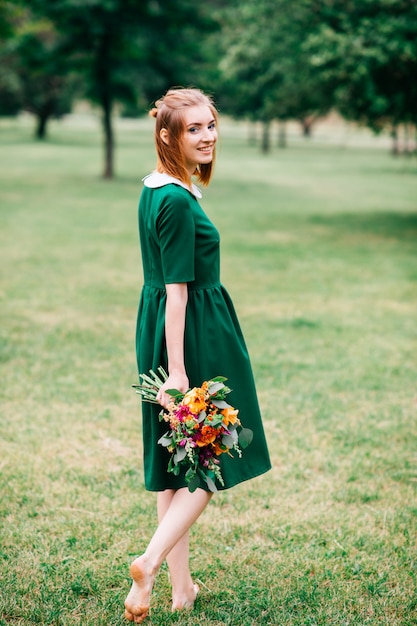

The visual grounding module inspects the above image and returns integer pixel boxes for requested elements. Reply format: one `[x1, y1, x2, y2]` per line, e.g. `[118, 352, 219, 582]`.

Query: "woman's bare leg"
[124, 488, 211, 623]
[157, 490, 199, 610]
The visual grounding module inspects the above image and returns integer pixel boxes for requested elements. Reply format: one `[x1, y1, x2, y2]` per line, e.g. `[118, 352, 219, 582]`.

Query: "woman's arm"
[156, 282, 189, 408]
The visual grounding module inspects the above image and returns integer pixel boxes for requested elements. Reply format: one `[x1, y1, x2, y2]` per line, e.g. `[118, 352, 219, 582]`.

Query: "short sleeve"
[156, 190, 195, 284]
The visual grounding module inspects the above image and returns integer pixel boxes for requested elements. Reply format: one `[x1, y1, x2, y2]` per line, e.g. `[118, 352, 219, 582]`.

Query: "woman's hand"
[157, 372, 189, 409]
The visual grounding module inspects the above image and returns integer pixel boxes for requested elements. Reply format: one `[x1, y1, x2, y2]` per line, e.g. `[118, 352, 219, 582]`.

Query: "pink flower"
[175, 405, 191, 422]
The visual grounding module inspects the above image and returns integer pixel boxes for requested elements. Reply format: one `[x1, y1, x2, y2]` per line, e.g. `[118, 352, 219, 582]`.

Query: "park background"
[1, 1, 417, 625]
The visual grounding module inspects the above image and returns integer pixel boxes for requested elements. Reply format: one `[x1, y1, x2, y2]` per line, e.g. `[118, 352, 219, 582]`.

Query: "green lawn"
[1, 115, 416, 625]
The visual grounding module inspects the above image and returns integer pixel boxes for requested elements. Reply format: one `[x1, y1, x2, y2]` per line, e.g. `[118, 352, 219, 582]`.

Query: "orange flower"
[221, 407, 240, 426]
[212, 441, 227, 456]
[182, 387, 207, 415]
[195, 425, 217, 447]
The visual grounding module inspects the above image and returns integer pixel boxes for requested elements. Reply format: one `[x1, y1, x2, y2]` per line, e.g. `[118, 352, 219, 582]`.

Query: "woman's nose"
[203, 127, 215, 142]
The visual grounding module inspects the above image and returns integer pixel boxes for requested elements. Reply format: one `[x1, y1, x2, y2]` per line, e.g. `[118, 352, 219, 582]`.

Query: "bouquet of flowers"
[133, 367, 253, 493]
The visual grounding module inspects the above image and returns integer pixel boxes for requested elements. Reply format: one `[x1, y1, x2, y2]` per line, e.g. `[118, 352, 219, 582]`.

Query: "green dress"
[136, 172, 271, 491]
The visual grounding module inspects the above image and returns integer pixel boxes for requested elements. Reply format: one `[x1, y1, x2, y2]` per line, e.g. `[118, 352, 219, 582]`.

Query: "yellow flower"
[221, 407, 240, 426]
[182, 387, 207, 415]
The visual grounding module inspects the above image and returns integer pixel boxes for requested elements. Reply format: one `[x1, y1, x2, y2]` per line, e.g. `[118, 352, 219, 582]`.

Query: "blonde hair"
[149, 87, 218, 187]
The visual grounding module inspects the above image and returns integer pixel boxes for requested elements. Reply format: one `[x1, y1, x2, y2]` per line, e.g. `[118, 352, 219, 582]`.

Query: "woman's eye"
[188, 127, 198, 133]
[208, 122, 216, 130]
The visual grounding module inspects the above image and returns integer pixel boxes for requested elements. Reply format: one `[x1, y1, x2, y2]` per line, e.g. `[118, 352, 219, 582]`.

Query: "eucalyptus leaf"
[231, 429, 239, 442]
[174, 447, 187, 463]
[238, 427, 254, 449]
[208, 381, 225, 395]
[205, 474, 218, 493]
[211, 400, 231, 409]
[210, 376, 227, 383]
[221, 434, 235, 448]
[198, 410, 207, 423]
[157, 434, 172, 447]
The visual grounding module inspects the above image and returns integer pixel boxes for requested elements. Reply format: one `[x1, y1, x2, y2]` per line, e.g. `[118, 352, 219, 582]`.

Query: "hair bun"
[149, 107, 158, 119]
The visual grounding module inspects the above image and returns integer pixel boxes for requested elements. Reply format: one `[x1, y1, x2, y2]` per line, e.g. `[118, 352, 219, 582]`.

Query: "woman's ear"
[160, 128, 169, 145]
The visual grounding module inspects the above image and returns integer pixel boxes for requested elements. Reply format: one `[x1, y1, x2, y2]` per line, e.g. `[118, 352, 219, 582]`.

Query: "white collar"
[142, 171, 202, 198]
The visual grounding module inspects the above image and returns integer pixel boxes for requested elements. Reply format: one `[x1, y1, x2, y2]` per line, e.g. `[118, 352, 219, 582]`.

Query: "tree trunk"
[102, 96, 114, 179]
[94, 30, 115, 179]
[261, 120, 271, 153]
[391, 125, 399, 156]
[300, 117, 314, 137]
[248, 121, 257, 146]
[277, 120, 286, 148]
[35, 112, 49, 140]
[404, 123, 415, 157]
[404, 124, 409, 157]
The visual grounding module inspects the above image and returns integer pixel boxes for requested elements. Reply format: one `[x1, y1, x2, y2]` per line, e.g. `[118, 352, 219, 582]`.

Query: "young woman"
[124, 88, 271, 623]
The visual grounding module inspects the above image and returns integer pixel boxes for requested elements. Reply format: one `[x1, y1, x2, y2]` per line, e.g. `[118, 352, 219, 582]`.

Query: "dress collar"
[142, 171, 202, 199]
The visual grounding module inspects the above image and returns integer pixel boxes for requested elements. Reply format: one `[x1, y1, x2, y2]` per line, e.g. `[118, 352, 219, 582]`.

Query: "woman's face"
[181, 105, 217, 175]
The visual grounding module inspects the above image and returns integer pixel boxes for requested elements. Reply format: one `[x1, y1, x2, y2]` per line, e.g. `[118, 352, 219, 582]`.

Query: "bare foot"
[124, 556, 154, 623]
[172, 582, 199, 612]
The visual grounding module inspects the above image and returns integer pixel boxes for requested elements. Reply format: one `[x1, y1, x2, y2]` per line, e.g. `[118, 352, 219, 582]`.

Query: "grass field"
[1, 114, 416, 625]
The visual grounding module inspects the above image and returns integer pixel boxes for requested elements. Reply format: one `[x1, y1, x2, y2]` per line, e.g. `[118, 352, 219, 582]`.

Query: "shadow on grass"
[309, 211, 417, 241]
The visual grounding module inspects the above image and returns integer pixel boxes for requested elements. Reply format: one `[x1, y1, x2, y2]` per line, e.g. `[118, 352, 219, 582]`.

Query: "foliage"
[0, 2, 79, 132]
[1, 0, 416, 161]
[217, 0, 332, 150]
[215, 0, 417, 151]
[304, 0, 417, 134]
[0, 2, 25, 115]
[25, 0, 219, 177]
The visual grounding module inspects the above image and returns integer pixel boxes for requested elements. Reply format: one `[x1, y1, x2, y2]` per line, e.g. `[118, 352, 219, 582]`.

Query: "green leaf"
[187, 474, 201, 493]
[185, 467, 196, 481]
[209, 414, 224, 427]
[210, 376, 228, 383]
[165, 388, 184, 399]
[238, 428, 253, 449]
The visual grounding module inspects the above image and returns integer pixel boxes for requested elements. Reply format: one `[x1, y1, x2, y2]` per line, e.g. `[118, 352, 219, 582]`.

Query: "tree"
[28, 0, 219, 178]
[0, 1, 23, 115]
[0, 3, 79, 134]
[304, 0, 417, 152]
[216, 0, 331, 152]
